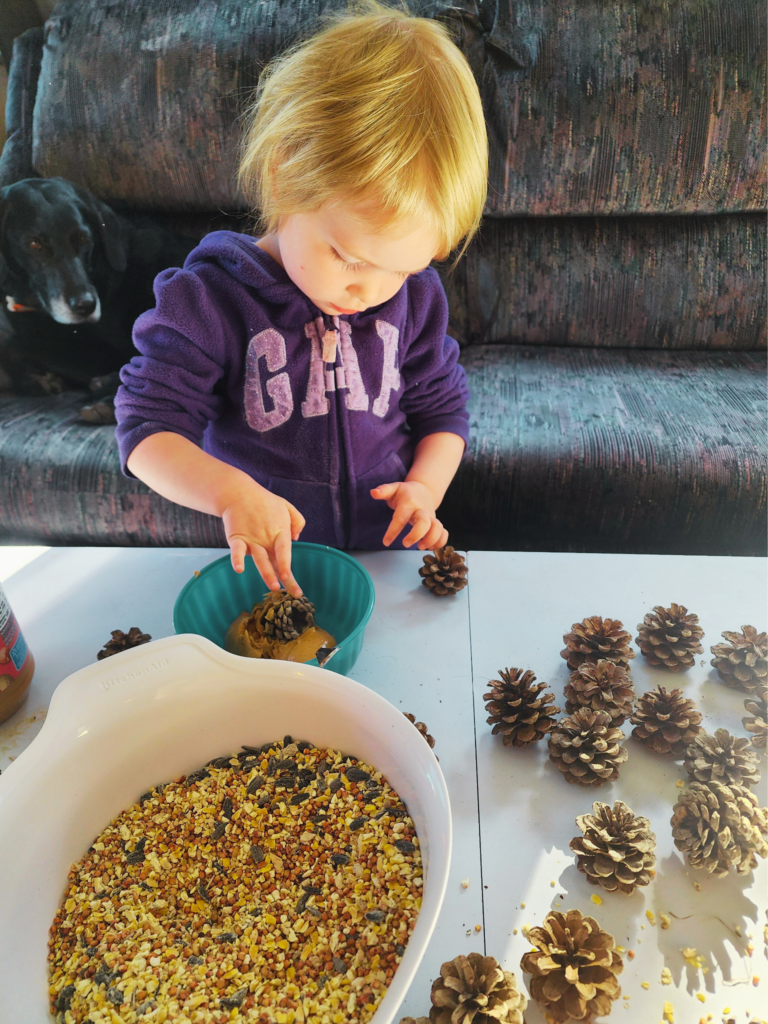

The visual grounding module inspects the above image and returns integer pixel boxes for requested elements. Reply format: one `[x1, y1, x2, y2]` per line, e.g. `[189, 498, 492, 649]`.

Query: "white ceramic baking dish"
[0, 634, 451, 1024]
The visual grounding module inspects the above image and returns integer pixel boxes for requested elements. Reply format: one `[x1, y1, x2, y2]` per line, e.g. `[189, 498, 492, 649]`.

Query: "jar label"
[0, 587, 29, 683]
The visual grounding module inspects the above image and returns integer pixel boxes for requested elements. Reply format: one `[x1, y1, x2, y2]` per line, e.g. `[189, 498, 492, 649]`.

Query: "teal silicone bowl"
[172, 543, 375, 676]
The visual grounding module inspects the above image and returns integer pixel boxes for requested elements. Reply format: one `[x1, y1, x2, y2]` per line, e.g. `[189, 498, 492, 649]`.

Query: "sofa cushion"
[442, 346, 767, 556]
[442, 214, 766, 350]
[29, 0, 766, 216]
[0, 348, 764, 555]
[0, 25, 42, 187]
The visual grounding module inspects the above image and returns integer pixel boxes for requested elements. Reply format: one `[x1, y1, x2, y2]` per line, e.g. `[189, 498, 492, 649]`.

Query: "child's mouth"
[330, 302, 361, 314]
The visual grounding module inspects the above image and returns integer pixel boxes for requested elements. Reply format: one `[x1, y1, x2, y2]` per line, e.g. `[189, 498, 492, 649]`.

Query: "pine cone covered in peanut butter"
[429, 953, 527, 1024]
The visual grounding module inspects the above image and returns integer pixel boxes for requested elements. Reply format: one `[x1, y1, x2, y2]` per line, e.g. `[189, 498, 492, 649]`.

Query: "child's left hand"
[371, 480, 449, 550]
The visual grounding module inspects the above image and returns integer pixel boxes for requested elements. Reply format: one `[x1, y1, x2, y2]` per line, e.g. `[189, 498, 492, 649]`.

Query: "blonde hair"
[235, 0, 487, 269]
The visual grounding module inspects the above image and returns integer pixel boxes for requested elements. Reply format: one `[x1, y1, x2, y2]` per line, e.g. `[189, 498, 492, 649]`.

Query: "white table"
[1, 546, 766, 1024]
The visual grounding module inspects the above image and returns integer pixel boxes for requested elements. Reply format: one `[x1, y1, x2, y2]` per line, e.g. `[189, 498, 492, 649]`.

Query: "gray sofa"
[0, 0, 765, 555]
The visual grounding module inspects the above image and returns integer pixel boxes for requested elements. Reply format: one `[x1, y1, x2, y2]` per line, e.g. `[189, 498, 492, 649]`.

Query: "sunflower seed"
[394, 839, 415, 853]
[211, 822, 226, 841]
[220, 987, 248, 1009]
[215, 932, 237, 943]
[107, 987, 124, 1006]
[188, 955, 204, 965]
[332, 956, 347, 974]
[222, 796, 233, 819]
[346, 767, 370, 783]
[250, 845, 265, 864]
[246, 775, 264, 794]
[349, 817, 366, 831]
[365, 910, 386, 922]
[330, 854, 349, 866]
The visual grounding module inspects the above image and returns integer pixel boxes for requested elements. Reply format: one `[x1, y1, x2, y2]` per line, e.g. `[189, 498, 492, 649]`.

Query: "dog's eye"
[28, 239, 42, 250]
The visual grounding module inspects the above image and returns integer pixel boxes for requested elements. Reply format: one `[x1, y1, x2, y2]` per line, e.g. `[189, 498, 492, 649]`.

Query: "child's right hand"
[221, 480, 305, 597]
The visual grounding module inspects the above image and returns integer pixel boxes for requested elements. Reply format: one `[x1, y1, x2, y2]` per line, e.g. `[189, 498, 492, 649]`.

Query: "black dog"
[0, 177, 199, 421]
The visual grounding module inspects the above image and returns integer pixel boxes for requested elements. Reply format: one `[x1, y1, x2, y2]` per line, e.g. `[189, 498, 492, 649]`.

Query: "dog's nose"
[69, 295, 97, 317]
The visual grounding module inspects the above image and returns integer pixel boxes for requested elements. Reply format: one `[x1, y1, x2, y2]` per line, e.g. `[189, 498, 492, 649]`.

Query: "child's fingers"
[417, 518, 446, 551]
[229, 536, 248, 574]
[402, 510, 432, 549]
[273, 529, 302, 598]
[249, 544, 282, 592]
[382, 503, 414, 547]
[371, 482, 399, 504]
[287, 503, 306, 542]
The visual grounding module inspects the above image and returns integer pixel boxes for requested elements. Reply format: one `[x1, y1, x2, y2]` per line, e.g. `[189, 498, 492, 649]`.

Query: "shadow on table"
[652, 852, 759, 996]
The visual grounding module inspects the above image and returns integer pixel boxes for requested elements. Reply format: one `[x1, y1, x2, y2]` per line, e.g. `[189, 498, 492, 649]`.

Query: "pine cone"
[548, 708, 628, 786]
[635, 602, 704, 671]
[419, 546, 468, 597]
[710, 626, 768, 693]
[561, 616, 635, 671]
[520, 909, 623, 1023]
[484, 668, 561, 747]
[630, 686, 702, 756]
[743, 685, 767, 752]
[570, 800, 656, 895]
[429, 952, 527, 1024]
[564, 660, 635, 725]
[403, 712, 436, 749]
[97, 627, 152, 660]
[258, 590, 315, 641]
[671, 781, 768, 877]
[683, 728, 761, 788]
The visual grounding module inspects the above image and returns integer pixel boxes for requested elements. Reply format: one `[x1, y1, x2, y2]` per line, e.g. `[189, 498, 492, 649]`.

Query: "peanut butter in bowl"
[224, 590, 336, 664]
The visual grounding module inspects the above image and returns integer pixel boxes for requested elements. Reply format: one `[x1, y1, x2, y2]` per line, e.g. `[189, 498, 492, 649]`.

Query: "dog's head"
[0, 177, 128, 325]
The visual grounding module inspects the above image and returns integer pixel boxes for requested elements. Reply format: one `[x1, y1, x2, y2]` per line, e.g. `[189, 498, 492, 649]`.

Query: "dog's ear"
[70, 182, 128, 273]
[0, 188, 8, 286]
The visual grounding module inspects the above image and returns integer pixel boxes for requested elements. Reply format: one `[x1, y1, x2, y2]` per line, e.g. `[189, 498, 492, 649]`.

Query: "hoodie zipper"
[321, 312, 349, 547]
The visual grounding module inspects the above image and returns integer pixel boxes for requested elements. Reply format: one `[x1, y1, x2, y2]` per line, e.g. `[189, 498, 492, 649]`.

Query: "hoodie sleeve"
[398, 267, 470, 448]
[114, 262, 230, 477]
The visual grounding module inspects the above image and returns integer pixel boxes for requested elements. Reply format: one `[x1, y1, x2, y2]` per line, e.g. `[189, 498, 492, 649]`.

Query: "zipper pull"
[322, 328, 339, 363]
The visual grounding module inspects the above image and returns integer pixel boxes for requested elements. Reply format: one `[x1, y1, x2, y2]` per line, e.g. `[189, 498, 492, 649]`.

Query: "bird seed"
[47, 738, 423, 1024]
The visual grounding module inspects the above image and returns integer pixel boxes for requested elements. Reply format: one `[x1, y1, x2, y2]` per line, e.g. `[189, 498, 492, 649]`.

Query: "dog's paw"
[29, 371, 66, 395]
[78, 398, 116, 425]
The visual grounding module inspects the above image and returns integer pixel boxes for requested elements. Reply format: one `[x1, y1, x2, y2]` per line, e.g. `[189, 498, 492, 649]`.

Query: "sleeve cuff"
[408, 413, 470, 449]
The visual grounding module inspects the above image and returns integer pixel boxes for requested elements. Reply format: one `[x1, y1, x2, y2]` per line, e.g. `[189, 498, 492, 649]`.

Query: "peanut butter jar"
[0, 583, 35, 725]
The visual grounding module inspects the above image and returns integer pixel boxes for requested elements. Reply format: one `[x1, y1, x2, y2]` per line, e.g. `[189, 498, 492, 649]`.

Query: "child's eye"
[330, 247, 409, 278]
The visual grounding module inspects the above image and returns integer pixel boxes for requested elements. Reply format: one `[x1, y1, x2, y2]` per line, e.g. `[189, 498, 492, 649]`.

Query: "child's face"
[265, 202, 440, 317]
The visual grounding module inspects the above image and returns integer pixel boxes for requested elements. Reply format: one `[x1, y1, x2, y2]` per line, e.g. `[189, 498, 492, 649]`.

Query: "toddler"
[115, 0, 488, 597]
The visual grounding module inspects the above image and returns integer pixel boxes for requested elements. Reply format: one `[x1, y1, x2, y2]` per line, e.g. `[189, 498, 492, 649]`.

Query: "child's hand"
[371, 480, 449, 550]
[221, 480, 305, 596]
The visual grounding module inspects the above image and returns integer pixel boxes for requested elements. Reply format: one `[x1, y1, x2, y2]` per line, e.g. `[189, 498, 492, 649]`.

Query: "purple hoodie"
[115, 231, 469, 549]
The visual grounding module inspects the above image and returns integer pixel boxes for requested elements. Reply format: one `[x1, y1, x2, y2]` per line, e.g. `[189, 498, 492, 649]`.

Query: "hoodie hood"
[184, 229, 298, 299]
